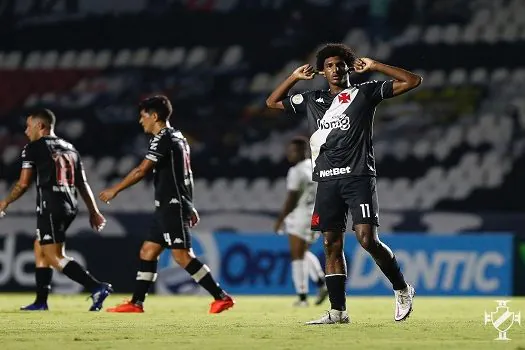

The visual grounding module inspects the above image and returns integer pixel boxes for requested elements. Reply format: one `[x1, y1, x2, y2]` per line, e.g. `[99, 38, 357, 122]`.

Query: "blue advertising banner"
[157, 232, 514, 296]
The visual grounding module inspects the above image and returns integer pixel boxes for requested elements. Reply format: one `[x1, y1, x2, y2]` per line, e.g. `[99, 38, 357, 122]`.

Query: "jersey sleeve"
[282, 92, 311, 116]
[359, 80, 394, 105]
[20, 144, 35, 169]
[286, 167, 302, 191]
[145, 133, 170, 163]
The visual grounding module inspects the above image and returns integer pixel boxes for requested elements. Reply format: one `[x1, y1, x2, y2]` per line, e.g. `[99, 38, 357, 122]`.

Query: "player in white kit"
[274, 137, 328, 306]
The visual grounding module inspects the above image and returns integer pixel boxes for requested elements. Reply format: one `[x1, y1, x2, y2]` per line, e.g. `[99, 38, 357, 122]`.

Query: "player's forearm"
[4, 181, 29, 204]
[78, 182, 101, 214]
[114, 167, 146, 194]
[266, 75, 300, 109]
[371, 61, 422, 87]
[277, 196, 299, 224]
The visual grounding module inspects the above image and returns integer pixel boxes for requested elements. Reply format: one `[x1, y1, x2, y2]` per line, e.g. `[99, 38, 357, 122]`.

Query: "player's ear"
[35, 119, 45, 130]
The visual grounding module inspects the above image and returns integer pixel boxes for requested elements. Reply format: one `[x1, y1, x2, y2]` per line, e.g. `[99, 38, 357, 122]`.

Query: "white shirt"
[285, 159, 317, 221]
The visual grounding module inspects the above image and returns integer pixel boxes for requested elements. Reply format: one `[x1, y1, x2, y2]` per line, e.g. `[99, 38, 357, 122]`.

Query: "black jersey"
[145, 127, 194, 216]
[282, 80, 394, 182]
[21, 136, 85, 213]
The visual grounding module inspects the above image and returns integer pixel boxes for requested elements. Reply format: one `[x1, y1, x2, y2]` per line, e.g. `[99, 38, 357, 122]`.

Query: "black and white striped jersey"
[20, 136, 84, 213]
[282, 80, 394, 182]
[145, 127, 194, 215]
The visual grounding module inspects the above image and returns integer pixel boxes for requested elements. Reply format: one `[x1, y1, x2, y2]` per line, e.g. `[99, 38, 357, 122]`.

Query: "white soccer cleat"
[305, 309, 350, 325]
[394, 284, 415, 321]
[293, 300, 309, 307]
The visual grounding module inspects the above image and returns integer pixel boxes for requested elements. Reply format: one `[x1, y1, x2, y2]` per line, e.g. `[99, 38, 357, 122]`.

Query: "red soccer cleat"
[106, 301, 144, 313]
[209, 295, 235, 314]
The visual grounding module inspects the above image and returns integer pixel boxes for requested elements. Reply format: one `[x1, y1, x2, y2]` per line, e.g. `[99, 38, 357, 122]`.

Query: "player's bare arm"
[354, 57, 422, 96]
[77, 179, 106, 232]
[266, 64, 316, 110]
[99, 159, 155, 203]
[273, 190, 300, 232]
[0, 168, 33, 214]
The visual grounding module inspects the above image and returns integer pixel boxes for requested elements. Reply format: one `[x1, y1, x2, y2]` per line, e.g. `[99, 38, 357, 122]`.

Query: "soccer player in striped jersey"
[267, 43, 422, 324]
[0, 109, 112, 311]
[100, 96, 234, 313]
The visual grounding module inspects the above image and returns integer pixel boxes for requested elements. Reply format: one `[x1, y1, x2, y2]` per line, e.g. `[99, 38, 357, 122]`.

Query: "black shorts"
[36, 210, 76, 245]
[147, 204, 191, 249]
[311, 176, 379, 232]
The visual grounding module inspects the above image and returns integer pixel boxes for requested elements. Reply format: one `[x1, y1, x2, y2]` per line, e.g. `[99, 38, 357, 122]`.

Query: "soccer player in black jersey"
[266, 44, 422, 324]
[100, 95, 234, 313]
[0, 109, 113, 311]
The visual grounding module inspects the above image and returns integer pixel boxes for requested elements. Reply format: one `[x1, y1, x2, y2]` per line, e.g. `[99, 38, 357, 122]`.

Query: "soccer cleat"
[305, 309, 350, 325]
[89, 282, 113, 311]
[20, 302, 48, 311]
[394, 284, 415, 321]
[106, 300, 144, 313]
[293, 300, 309, 307]
[209, 295, 235, 314]
[314, 285, 329, 306]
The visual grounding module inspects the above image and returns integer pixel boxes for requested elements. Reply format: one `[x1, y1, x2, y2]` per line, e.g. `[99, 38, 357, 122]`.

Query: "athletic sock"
[61, 260, 101, 292]
[35, 267, 53, 304]
[325, 274, 346, 311]
[185, 258, 225, 300]
[131, 260, 158, 305]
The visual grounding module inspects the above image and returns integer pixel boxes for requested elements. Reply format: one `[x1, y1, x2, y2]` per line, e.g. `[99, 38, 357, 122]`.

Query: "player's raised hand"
[99, 188, 117, 204]
[190, 208, 200, 228]
[292, 64, 316, 80]
[90, 211, 107, 232]
[353, 57, 376, 73]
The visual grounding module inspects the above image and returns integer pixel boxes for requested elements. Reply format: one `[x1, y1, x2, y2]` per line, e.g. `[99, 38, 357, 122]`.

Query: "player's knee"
[356, 230, 379, 252]
[139, 245, 158, 260]
[323, 235, 343, 259]
[41, 249, 62, 261]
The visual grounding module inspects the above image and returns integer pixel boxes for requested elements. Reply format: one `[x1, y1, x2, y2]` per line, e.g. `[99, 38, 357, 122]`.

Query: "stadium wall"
[0, 213, 520, 296]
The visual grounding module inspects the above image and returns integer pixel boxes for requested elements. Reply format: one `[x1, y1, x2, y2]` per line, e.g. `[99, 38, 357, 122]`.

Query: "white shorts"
[284, 215, 320, 244]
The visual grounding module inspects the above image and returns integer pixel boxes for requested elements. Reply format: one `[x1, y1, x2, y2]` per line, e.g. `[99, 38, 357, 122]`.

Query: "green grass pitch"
[0, 294, 523, 349]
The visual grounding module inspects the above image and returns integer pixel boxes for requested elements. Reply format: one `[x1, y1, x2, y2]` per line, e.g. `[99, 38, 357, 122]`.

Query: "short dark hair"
[138, 95, 173, 121]
[30, 108, 56, 129]
[316, 43, 357, 72]
[290, 136, 309, 153]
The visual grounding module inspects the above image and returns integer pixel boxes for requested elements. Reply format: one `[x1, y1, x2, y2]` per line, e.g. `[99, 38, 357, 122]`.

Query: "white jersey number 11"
[360, 203, 370, 218]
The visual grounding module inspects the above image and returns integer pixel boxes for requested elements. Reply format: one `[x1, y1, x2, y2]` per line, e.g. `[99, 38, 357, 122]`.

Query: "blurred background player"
[274, 136, 328, 307]
[0, 109, 112, 311]
[99, 96, 234, 313]
[266, 43, 422, 324]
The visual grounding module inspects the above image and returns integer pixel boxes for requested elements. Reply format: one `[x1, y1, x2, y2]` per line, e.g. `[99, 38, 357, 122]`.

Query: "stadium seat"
[131, 48, 150, 67]
[113, 49, 132, 67]
[41, 51, 59, 69]
[94, 50, 112, 69]
[58, 51, 78, 69]
[185, 46, 207, 68]
[150, 48, 170, 68]
[166, 47, 186, 67]
[24, 51, 42, 69]
[77, 50, 96, 69]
